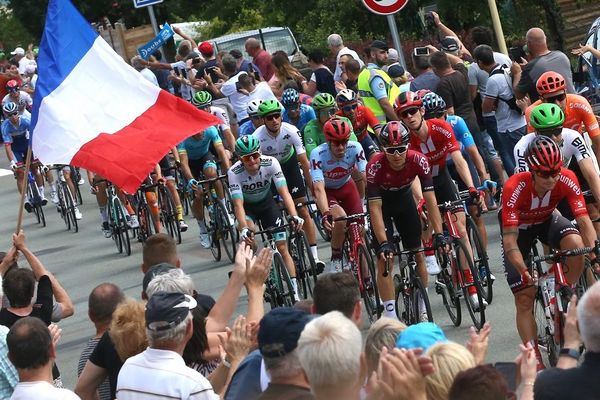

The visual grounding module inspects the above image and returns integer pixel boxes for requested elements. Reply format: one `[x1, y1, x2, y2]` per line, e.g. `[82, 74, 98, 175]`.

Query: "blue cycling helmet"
[281, 88, 300, 106]
[2, 102, 17, 114]
[421, 92, 447, 114]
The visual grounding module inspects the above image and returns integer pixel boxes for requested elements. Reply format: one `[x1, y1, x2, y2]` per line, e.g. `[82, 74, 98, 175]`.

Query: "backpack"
[489, 64, 523, 115]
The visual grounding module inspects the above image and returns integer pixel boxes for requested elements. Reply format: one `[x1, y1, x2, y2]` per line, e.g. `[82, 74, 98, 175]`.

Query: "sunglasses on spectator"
[400, 108, 420, 118]
[341, 103, 358, 113]
[534, 170, 561, 179]
[543, 93, 566, 103]
[384, 145, 408, 155]
[264, 113, 281, 121]
[330, 140, 348, 147]
[319, 108, 336, 117]
[241, 152, 261, 161]
[537, 128, 562, 138]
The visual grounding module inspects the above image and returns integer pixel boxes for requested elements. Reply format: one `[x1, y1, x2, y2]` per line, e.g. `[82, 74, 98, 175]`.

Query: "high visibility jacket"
[358, 66, 400, 123]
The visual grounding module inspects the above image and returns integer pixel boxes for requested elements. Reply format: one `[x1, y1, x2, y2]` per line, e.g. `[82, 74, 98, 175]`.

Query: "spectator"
[21, 64, 37, 95]
[245, 38, 274, 81]
[141, 233, 180, 273]
[396, 322, 448, 352]
[183, 306, 219, 378]
[410, 51, 440, 92]
[305, 49, 335, 97]
[77, 283, 125, 400]
[312, 272, 362, 326]
[388, 64, 411, 92]
[327, 34, 364, 83]
[425, 342, 476, 400]
[196, 41, 220, 88]
[429, 12, 473, 62]
[230, 49, 261, 79]
[268, 51, 307, 98]
[256, 307, 313, 399]
[0, 322, 17, 398]
[207, 55, 253, 124]
[385, 48, 400, 71]
[364, 317, 406, 379]
[130, 55, 158, 86]
[150, 51, 171, 91]
[297, 311, 364, 399]
[448, 364, 511, 400]
[335, 54, 359, 92]
[241, 73, 277, 106]
[512, 27, 575, 102]
[7, 317, 78, 399]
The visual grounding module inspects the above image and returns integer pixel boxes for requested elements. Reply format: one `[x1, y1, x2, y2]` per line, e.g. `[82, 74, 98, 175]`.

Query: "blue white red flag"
[31, 0, 220, 192]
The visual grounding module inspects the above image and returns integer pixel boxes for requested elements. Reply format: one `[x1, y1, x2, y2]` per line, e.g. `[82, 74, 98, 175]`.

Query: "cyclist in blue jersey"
[310, 118, 367, 272]
[2, 102, 46, 212]
[178, 126, 231, 248]
[281, 88, 316, 133]
[191, 91, 236, 152]
[238, 100, 263, 137]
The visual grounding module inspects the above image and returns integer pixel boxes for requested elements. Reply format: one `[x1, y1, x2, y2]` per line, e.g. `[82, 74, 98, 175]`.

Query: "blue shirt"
[367, 63, 388, 100]
[1, 115, 30, 150]
[238, 120, 256, 137]
[0, 325, 18, 399]
[177, 126, 221, 160]
[282, 104, 316, 132]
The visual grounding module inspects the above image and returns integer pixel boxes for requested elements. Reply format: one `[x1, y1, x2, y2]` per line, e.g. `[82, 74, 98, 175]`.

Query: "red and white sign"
[362, 0, 408, 15]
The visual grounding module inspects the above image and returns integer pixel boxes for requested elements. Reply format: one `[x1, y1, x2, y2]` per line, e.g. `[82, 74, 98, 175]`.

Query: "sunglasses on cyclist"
[241, 152, 261, 161]
[319, 108, 336, 117]
[7, 112, 18, 117]
[284, 103, 300, 111]
[537, 128, 562, 138]
[534, 170, 561, 179]
[341, 103, 358, 113]
[543, 93, 566, 103]
[424, 111, 444, 120]
[264, 113, 281, 121]
[251, 115, 262, 120]
[384, 145, 408, 155]
[330, 140, 348, 147]
[400, 108, 420, 118]
[7, 88, 18, 93]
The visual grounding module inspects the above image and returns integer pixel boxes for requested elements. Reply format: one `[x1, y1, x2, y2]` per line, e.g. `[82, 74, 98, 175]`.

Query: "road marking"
[0, 169, 12, 177]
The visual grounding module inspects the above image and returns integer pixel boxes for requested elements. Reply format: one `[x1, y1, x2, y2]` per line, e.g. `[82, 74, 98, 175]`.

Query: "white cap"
[387, 48, 399, 62]
[11, 47, 25, 56]
[25, 64, 37, 74]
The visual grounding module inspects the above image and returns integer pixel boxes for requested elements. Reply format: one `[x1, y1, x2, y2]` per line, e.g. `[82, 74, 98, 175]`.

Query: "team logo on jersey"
[283, 134, 291, 140]
[266, 146, 274, 152]
[356, 150, 365, 161]
[324, 166, 351, 179]
[306, 137, 314, 144]
[312, 160, 322, 170]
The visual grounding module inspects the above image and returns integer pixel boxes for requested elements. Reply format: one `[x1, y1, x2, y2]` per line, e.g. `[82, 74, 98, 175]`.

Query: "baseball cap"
[396, 322, 447, 351]
[258, 307, 311, 358]
[10, 47, 24, 56]
[388, 64, 406, 79]
[440, 37, 460, 54]
[229, 49, 243, 59]
[388, 48, 399, 62]
[142, 262, 176, 293]
[145, 291, 197, 332]
[369, 40, 388, 52]
[198, 41, 214, 56]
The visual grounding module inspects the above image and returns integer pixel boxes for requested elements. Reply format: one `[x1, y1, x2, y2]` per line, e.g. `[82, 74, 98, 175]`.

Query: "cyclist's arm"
[364, 107, 383, 136]
[578, 158, 600, 204]
[276, 184, 300, 219]
[423, 190, 444, 235]
[502, 228, 528, 273]
[312, 180, 329, 215]
[297, 152, 313, 192]
[222, 128, 236, 152]
[449, 150, 475, 188]
[466, 145, 490, 182]
[178, 151, 194, 181]
[368, 198, 387, 245]
[411, 177, 423, 203]
[170, 147, 180, 163]
[351, 168, 366, 199]
[231, 198, 248, 231]
[214, 143, 231, 170]
[4, 143, 15, 163]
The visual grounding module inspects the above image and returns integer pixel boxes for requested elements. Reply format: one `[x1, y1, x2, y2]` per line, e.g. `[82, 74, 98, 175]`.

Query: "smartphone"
[509, 46, 527, 62]
[413, 47, 430, 57]
[206, 66, 217, 72]
[174, 68, 181, 77]
[493, 362, 517, 392]
[191, 57, 201, 65]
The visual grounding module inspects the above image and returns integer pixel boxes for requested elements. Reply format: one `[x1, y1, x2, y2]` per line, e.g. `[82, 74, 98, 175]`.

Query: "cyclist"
[500, 135, 597, 369]
[367, 121, 447, 320]
[281, 88, 316, 133]
[310, 118, 367, 273]
[178, 126, 231, 248]
[228, 136, 304, 301]
[2, 80, 32, 117]
[238, 100, 263, 137]
[524, 71, 600, 160]
[334, 88, 381, 160]
[396, 91, 487, 310]
[157, 149, 189, 232]
[191, 91, 236, 152]
[252, 99, 325, 269]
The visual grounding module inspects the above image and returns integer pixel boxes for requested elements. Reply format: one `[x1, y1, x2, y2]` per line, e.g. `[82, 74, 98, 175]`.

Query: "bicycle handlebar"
[196, 175, 228, 185]
[333, 212, 368, 222]
[531, 240, 600, 264]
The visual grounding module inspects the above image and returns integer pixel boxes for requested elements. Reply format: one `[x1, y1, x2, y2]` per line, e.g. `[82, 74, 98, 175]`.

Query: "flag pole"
[15, 146, 33, 234]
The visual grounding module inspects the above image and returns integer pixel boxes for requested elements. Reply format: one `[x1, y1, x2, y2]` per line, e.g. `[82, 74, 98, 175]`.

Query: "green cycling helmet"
[530, 103, 565, 130]
[235, 135, 261, 156]
[312, 93, 336, 110]
[191, 91, 212, 108]
[257, 99, 282, 117]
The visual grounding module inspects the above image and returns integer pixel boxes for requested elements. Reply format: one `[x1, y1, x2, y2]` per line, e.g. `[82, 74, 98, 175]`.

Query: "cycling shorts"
[370, 189, 422, 251]
[433, 168, 462, 212]
[359, 134, 379, 161]
[188, 152, 217, 179]
[12, 147, 28, 163]
[279, 151, 306, 200]
[159, 156, 176, 179]
[498, 211, 580, 293]
[244, 196, 286, 241]
[326, 178, 363, 217]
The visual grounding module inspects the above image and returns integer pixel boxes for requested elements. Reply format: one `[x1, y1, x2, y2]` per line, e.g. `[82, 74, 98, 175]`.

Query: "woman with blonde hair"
[425, 342, 476, 400]
[269, 51, 307, 98]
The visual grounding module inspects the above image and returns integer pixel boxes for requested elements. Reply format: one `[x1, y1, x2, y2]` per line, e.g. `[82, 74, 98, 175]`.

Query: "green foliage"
[0, 7, 35, 51]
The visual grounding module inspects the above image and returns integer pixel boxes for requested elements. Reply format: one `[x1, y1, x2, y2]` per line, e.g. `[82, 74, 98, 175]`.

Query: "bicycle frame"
[337, 213, 369, 292]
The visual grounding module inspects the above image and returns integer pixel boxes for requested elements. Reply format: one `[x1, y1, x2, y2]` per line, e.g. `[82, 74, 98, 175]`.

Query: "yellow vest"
[358, 66, 400, 123]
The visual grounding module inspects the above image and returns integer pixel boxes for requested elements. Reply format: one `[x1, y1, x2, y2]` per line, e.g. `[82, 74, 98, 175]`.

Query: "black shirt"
[312, 67, 336, 97]
[0, 274, 53, 327]
[89, 331, 123, 400]
[436, 64, 480, 133]
[534, 351, 600, 400]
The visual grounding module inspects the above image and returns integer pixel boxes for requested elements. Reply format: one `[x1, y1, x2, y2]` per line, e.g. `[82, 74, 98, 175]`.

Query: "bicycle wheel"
[435, 247, 462, 326]
[64, 184, 78, 233]
[115, 199, 131, 256]
[454, 238, 486, 329]
[264, 278, 280, 310]
[274, 252, 296, 306]
[137, 201, 154, 243]
[289, 231, 317, 299]
[57, 183, 70, 230]
[359, 243, 381, 324]
[577, 257, 599, 298]
[215, 202, 237, 263]
[159, 186, 182, 244]
[409, 273, 433, 324]
[533, 288, 558, 367]
[313, 207, 331, 242]
[111, 198, 124, 254]
[467, 216, 492, 304]
[204, 202, 221, 261]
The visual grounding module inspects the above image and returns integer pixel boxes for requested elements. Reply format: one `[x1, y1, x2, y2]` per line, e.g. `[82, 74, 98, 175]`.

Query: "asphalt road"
[0, 171, 520, 390]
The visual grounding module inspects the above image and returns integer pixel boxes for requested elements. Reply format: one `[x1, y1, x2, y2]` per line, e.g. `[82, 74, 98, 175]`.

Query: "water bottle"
[547, 275, 556, 300]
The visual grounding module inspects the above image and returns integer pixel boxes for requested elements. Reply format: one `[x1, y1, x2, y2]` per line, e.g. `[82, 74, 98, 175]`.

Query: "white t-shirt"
[334, 47, 364, 82]
[221, 72, 250, 122]
[171, 61, 192, 100]
[17, 57, 36, 75]
[140, 68, 158, 87]
[247, 81, 277, 105]
[10, 381, 80, 399]
[469, 52, 511, 117]
[484, 66, 526, 133]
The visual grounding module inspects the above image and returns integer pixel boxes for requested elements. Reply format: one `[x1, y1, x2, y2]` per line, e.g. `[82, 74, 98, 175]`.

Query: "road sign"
[138, 22, 174, 59]
[361, 0, 408, 15]
[133, 0, 163, 8]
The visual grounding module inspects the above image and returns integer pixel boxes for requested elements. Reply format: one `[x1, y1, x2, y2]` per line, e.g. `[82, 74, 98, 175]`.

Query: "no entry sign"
[362, 0, 408, 15]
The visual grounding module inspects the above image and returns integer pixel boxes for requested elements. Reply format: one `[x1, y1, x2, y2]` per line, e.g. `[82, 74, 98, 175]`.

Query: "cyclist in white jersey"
[228, 135, 304, 301]
[191, 91, 236, 152]
[310, 118, 367, 272]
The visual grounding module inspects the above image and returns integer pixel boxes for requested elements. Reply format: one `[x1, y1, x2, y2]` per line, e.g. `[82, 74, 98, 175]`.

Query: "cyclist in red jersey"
[396, 91, 487, 311]
[524, 71, 600, 160]
[367, 121, 446, 321]
[335, 89, 381, 160]
[500, 136, 597, 368]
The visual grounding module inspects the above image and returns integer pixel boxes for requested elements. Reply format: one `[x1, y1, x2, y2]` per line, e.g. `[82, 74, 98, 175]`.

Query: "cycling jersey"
[446, 115, 475, 149]
[303, 116, 358, 158]
[409, 119, 459, 177]
[525, 94, 600, 138]
[335, 105, 380, 141]
[252, 122, 305, 163]
[2, 115, 30, 151]
[238, 120, 256, 137]
[310, 141, 366, 189]
[366, 150, 434, 199]
[513, 129, 599, 174]
[282, 104, 316, 133]
[209, 105, 231, 133]
[1, 91, 32, 116]
[227, 156, 287, 203]
[501, 169, 587, 229]
[177, 126, 221, 160]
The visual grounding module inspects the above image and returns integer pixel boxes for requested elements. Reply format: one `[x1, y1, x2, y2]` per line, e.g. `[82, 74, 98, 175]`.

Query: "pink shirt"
[253, 49, 274, 81]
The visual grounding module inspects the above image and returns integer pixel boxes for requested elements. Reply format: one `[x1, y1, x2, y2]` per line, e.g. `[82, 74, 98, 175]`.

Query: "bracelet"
[523, 381, 534, 387]
[221, 356, 231, 368]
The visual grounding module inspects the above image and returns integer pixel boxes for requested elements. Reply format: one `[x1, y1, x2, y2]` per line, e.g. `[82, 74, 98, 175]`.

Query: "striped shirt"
[77, 337, 111, 400]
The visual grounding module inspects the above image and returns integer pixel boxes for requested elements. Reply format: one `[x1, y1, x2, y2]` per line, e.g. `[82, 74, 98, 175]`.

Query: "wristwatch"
[559, 347, 581, 360]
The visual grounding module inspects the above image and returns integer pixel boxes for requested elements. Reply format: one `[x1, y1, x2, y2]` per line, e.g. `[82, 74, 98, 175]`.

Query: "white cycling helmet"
[336, 89, 357, 104]
[247, 99, 263, 117]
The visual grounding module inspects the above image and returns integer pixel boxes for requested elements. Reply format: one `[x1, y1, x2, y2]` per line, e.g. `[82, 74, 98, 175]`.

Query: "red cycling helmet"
[379, 121, 410, 146]
[6, 80, 19, 91]
[526, 136, 563, 172]
[394, 91, 423, 115]
[536, 71, 566, 96]
[323, 117, 352, 142]
[415, 89, 431, 99]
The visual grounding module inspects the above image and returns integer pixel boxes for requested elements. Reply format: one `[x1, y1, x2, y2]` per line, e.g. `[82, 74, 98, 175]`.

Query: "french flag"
[31, 0, 220, 193]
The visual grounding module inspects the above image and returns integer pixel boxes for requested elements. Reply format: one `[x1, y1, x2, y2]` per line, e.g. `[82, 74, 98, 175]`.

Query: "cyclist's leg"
[547, 214, 586, 285]
[32, 163, 46, 201]
[372, 211, 396, 318]
[359, 134, 379, 162]
[12, 149, 26, 196]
